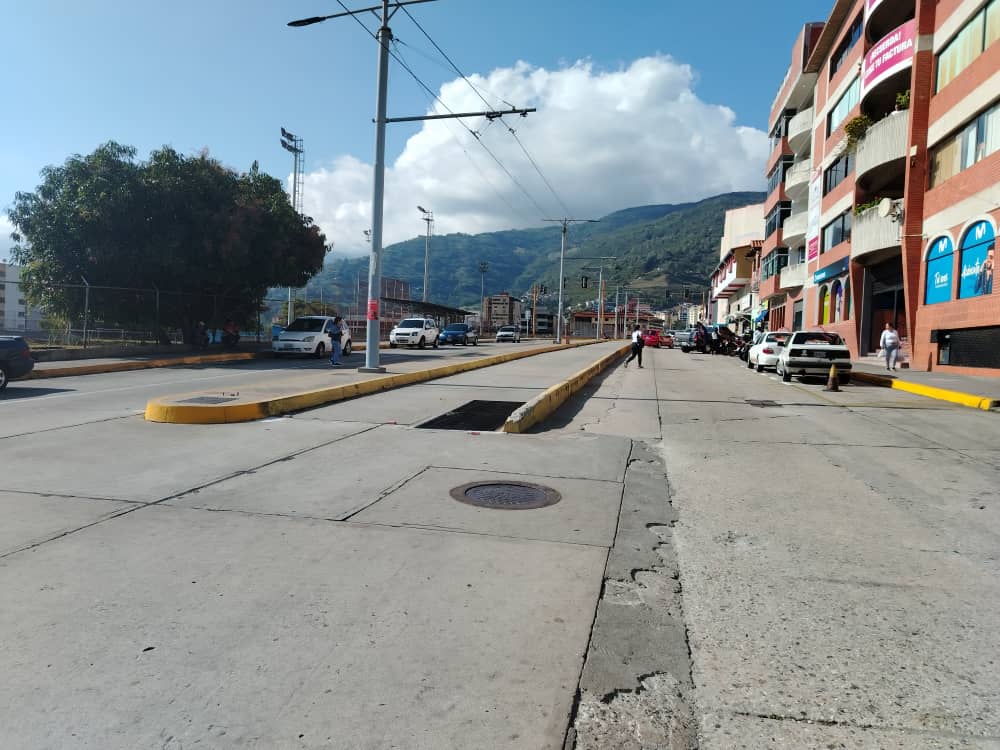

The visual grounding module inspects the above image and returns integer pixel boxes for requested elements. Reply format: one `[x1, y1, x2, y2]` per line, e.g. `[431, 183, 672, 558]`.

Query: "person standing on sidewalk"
[624, 324, 644, 368]
[329, 316, 344, 368]
[879, 323, 900, 371]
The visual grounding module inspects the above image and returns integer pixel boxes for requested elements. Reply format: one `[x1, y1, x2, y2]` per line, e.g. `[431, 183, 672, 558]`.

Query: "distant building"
[0, 263, 43, 332]
[483, 292, 522, 331]
[710, 205, 764, 333]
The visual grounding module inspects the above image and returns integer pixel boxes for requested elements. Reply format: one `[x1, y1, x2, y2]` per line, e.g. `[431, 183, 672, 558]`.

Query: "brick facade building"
[758, 0, 999, 374]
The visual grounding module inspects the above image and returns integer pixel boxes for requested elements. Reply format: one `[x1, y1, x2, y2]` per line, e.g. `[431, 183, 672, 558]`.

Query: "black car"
[0, 336, 35, 390]
[438, 323, 479, 346]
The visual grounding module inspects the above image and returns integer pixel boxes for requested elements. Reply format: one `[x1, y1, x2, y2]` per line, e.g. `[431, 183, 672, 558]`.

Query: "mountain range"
[306, 191, 765, 312]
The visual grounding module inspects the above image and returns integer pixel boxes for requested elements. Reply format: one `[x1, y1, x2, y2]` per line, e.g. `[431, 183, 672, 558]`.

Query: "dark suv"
[0, 336, 35, 390]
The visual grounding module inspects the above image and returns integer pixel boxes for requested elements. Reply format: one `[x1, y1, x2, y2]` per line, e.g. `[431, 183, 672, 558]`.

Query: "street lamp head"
[288, 16, 326, 27]
[417, 205, 427, 214]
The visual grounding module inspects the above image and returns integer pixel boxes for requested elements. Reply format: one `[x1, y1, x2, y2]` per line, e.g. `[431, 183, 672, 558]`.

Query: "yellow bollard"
[824, 363, 840, 392]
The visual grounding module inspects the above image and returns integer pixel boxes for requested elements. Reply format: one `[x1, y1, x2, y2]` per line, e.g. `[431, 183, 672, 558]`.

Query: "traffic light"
[581, 276, 589, 289]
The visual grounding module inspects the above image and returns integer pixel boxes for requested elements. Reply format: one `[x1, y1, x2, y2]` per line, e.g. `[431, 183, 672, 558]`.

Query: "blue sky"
[2, 0, 834, 257]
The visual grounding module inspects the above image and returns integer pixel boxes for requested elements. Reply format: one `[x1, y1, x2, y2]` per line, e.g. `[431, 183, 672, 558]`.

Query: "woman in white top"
[624, 325, 644, 368]
[879, 323, 900, 371]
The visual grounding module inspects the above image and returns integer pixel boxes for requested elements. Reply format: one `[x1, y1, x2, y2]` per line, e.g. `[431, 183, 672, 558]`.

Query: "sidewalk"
[852, 360, 1000, 410]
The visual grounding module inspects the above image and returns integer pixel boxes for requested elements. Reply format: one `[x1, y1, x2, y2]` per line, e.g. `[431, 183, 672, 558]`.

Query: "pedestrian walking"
[624, 324, 644, 368]
[329, 316, 344, 367]
[879, 322, 900, 371]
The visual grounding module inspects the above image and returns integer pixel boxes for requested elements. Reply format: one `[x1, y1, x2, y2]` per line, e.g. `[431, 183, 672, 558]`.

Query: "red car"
[642, 330, 663, 348]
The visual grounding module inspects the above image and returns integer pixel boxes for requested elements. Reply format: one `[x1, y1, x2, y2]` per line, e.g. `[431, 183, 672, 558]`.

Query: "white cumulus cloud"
[301, 55, 768, 257]
[0, 215, 16, 262]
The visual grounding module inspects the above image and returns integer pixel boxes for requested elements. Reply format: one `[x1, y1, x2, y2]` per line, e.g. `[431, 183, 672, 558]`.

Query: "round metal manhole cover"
[450, 481, 562, 510]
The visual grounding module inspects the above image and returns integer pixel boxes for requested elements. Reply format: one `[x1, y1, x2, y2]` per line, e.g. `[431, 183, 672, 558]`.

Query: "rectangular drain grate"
[179, 396, 239, 405]
[745, 399, 781, 408]
[417, 400, 525, 431]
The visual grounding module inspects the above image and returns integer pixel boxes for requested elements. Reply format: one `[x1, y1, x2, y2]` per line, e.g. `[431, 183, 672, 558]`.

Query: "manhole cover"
[745, 399, 781, 408]
[450, 481, 561, 510]
[178, 395, 239, 405]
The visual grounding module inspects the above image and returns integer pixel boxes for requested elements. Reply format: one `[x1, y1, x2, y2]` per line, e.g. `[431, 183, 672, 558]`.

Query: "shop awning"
[754, 309, 769, 323]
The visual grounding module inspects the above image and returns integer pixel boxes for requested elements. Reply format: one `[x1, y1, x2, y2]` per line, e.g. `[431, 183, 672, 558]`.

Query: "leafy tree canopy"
[8, 142, 327, 336]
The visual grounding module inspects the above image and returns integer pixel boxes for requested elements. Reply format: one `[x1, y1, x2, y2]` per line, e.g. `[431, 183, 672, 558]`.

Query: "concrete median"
[502, 343, 631, 433]
[145, 341, 598, 424]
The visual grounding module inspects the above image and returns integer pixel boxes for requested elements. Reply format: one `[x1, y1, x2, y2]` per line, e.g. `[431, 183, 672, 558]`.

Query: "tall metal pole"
[614, 287, 620, 339]
[287, 287, 293, 325]
[596, 267, 604, 342]
[419, 206, 432, 303]
[361, 0, 392, 372]
[479, 261, 489, 332]
[555, 223, 567, 343]
[81, 276, 90, 349]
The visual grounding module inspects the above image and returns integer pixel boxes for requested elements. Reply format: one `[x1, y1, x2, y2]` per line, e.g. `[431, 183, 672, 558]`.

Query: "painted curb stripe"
[144, 341, 600, 424]
[852, 371, 999, 411]
[502, 344, 631, 433]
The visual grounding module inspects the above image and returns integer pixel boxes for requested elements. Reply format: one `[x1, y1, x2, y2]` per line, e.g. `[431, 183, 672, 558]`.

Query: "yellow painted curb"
[145, 341, 600, 424]
[502, 344, 631, 433]
[852, 371, 999, 411]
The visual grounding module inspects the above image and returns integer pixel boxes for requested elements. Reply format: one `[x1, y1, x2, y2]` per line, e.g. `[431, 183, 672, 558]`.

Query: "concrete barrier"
[502, 344, 631, 433]
[852, 371, 999, 411]
[145, 341, 599, 424]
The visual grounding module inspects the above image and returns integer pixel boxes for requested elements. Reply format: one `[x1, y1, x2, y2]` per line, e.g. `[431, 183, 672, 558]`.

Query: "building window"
[770, 111, 794, 150]
[827, 77, 860, 135]
[830, 14, 863, 78]
[831, 279, 844, 322]
[767, 157, 794, 195]
[823, 152, 854, 194]
[958, 220, 996, 299]
[796, 247, 806, 264]
[925, 235, 955, 305]
[930, 102, 1000, 187]
[765, 202, 792, 238]
[822, 212, 852, 252]
[936, 0, 998, 91]
[761, 249, 789, 280]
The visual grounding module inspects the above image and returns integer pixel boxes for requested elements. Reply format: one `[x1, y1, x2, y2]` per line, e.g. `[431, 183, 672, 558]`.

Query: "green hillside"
[306, 191, 764, 312]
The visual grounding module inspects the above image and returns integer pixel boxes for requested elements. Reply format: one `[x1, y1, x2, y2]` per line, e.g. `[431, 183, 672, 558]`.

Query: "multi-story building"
[483, 292, 522, 331]
[759, 0, 999, 374]
[710, 204, 764, 332]
[0, 263, 42, 332]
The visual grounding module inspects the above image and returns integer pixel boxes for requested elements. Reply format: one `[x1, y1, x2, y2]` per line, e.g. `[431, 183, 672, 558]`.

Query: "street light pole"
[418, 206, 433, 303]
[479, 260, 489, 331]
[544, 218, 600, 343]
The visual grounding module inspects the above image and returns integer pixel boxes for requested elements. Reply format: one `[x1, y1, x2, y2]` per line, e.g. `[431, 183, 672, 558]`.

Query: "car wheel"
[746, 357, 754, 369]
[432, 336, 439, 349]
[0, 365, 8, 391]
[314, 342, 326, 358]
[342, 340, 351, 356]
[389, 342, 397, 349]
[418, 337, 426, 349]
[462, 338, 468, 346]
[472, 338, 478, 346]
[681, 346, 690, 353]
[839, 375, 851, 385]
[781, 366, 792, 383]
[756, 362, 764, 372]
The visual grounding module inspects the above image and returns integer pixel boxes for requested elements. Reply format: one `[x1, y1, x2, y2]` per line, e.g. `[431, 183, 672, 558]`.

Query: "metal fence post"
[81, 276, 90, 348]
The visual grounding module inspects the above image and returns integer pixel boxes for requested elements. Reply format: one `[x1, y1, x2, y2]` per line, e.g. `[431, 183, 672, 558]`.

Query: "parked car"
[273, 316, 352, 357]
[439, 323, 479, 346]
[495, 325, 521, 343]
[776, 331, 852, 384]
[643, 330, 663, 348]
[389, 318, 439, 348]
[661, 331, 675, 349]
[747, 330, 791, 372]
[0, 336, 35, 390]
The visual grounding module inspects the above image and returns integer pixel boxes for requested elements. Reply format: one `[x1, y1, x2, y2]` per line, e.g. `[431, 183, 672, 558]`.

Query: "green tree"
[7, 143, 327, 341]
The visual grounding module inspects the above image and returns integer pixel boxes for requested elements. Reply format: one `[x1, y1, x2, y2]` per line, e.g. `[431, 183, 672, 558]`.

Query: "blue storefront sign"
[813, 257, 850, 284]
[924, 235, 954, 305]
[958, 220, 995, 299]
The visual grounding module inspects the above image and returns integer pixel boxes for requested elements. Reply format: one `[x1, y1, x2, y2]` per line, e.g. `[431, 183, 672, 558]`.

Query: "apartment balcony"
[866, 0, 915, 46]
[758, 274, 780, 301]
[856, 110, 908, 190]
[781, 209, 808, 248]
[787, 107, 813, 156]
[712, 264, 751, 301]
[779, 262, 806, 290]
[785, 159, 811, 203]
[852, 208, 900, 260]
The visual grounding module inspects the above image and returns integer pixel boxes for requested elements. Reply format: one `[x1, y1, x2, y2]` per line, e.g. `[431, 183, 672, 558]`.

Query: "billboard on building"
[924, 236, 954, 305]
[958, 221, 995, 299]
[806, 172, 822, 261]
[862, 20, 916, 97]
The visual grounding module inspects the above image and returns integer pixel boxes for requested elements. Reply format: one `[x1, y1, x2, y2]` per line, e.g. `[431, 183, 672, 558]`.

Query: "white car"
[273, 316, 352, 357]
[389, 317, 439, 349]
[747, 330, 791, 372]
[495, 325, 521, 343]
[776, 331, 852, 384]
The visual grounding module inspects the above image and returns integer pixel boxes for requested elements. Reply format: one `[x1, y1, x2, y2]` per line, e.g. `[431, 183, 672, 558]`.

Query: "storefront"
[813, 257, 851, 326]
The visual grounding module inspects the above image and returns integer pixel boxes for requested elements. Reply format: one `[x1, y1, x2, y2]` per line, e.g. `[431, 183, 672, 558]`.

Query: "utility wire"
[400, 4, 571, 217]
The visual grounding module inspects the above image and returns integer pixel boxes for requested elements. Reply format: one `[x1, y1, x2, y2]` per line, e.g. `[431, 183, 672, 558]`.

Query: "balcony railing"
[779, 263, 806, 290]
[787, 106, 813, 156]
[782, 210, 808, 247]
[856, 110, 909, 180]
[852, 208, 900, 259]
[785, 160, 811, 202]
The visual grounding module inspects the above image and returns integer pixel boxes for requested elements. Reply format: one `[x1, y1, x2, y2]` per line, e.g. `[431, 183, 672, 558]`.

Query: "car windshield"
[399, 319, 425, 328]
[796, 332, 843, 345]
[444, 324, 467, 331]
[499, 326, 516, 332]
[285, 318, 325, 332]
[766, 333, 789, 345]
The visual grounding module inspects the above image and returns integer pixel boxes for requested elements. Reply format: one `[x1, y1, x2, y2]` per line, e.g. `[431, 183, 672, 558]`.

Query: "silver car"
[495, 325, 521, 343]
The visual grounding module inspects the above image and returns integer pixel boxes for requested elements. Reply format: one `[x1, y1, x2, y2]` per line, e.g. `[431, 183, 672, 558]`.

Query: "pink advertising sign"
[862, 20, 916, 96]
